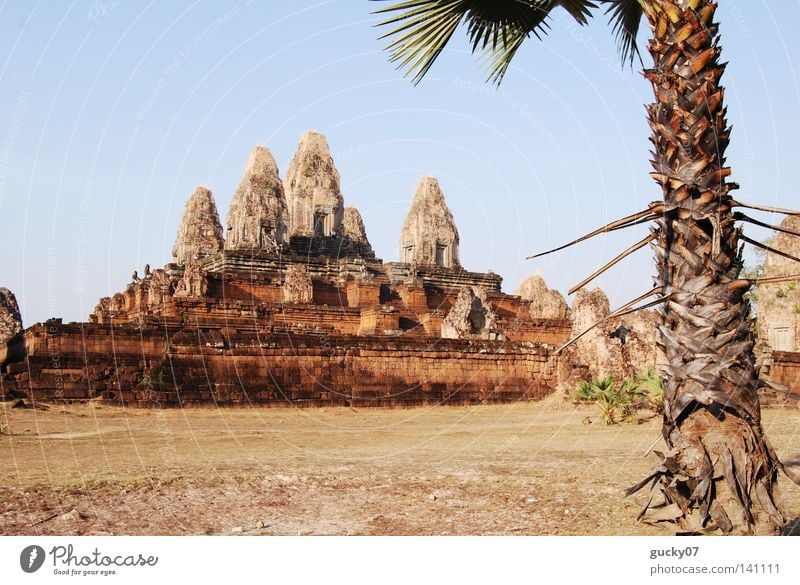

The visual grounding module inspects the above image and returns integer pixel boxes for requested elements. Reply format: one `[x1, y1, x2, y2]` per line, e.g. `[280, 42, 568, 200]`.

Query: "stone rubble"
[515, 274, 569, 319]
[441, 286, 499, 340]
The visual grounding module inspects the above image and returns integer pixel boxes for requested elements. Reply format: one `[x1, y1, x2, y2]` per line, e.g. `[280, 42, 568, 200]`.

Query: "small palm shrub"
[635, 367, 665, 414]
[574, 376, 646, 425]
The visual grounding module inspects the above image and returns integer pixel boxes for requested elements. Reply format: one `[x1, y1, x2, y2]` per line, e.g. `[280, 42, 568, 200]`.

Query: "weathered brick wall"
[501, 318, 571, 345]
[1, 321, 558, 408]
[346, 281, 380, 308]
[207, 275, 283, 303]
[768, 351, 800, 406]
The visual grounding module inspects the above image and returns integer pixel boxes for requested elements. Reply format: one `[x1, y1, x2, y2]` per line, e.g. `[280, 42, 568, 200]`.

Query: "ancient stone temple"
[400, 177, 460, 269]
[0, 132, 573, 408]
[225, 146, 289, 251]
[172, 186, 224, 265]
[284, 131, 344, 238]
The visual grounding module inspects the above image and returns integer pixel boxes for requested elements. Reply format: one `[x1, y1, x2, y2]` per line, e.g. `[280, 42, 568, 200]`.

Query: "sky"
[1, 0, 798, 326]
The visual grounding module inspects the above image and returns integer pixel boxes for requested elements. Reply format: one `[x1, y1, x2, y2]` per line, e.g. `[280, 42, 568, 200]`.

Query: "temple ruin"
[4, 131, 795, 408]
[0, 132, 571, 407]
[757, 215, 800, 354]
[755, 215, 800, 402]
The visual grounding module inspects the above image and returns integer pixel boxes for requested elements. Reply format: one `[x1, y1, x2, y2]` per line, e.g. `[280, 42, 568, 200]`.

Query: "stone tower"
[342, 206, 369, 244]
[172, 186, 224, 265]
[400, 177, 460, 268]
[284, 131, 344, 238]
[225, 146, 289, 251]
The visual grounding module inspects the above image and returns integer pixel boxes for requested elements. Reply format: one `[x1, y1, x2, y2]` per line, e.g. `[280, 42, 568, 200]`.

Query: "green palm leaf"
[372, 0, 598, 86]
[600, 0, 645, 65]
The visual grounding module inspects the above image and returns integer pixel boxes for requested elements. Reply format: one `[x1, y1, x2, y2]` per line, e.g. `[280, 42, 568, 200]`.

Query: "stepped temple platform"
[1, 132, 570, 408]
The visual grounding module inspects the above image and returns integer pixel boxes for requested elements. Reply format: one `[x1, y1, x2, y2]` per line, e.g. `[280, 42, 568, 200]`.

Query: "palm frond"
[558, 0, 596, 25]
[600, 0, 644, 66]
[373, 0, 598, 85]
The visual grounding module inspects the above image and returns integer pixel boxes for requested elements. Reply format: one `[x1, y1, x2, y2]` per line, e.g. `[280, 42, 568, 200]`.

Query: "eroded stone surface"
[400, 177, 460, 269]
[282, 264, 313, 304]
[89, 297, 111, 324]
[558, 287, 660, 386]
[0, 288, 22, 343]
[172, 187, 224, 265]
[225, 147, 289, 251]
[515, 274, 569, 319]
[148, 269, 174, 308]
[342, 207, 369, 244]
[441, 286, 498, 340]
[284, 131, 344, 238]
[174, 259, 208, 298]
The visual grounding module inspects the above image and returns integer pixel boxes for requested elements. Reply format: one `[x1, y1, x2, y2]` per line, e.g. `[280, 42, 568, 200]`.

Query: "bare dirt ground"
[2, 396, 799, 535]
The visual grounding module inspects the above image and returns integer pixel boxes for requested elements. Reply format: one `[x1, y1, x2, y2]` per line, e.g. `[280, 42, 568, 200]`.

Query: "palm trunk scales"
[636, 0, 790, 534]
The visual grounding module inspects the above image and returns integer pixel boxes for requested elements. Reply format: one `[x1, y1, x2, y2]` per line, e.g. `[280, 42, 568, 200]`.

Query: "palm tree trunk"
[636, 0, 791, 534]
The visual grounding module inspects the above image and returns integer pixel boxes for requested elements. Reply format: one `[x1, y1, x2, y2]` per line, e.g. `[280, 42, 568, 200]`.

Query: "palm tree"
[373, 0, 800, 534]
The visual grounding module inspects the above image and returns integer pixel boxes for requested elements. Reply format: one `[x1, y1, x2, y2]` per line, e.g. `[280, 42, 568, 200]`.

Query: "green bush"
[635, 367, 665, 414]
[574, 376, 646, 425]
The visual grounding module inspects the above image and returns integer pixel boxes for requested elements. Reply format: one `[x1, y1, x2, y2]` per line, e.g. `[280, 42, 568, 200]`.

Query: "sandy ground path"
[2, 398, 798, 535]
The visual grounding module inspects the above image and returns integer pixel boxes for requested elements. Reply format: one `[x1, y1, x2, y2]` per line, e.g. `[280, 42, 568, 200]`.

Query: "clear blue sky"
[1, 1, 798, 326]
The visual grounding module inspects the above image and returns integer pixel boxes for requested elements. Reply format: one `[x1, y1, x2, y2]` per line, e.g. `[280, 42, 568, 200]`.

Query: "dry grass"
[1, 398, 798, 535]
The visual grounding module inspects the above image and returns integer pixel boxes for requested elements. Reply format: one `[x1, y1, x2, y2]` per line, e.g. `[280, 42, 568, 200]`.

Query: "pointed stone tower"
[284, 131, 344, 238]
[400, 177, 460, 268]
[342, 206, 369, 244]
[172, 186, 224, 265]
[225, 146, 289, 251]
